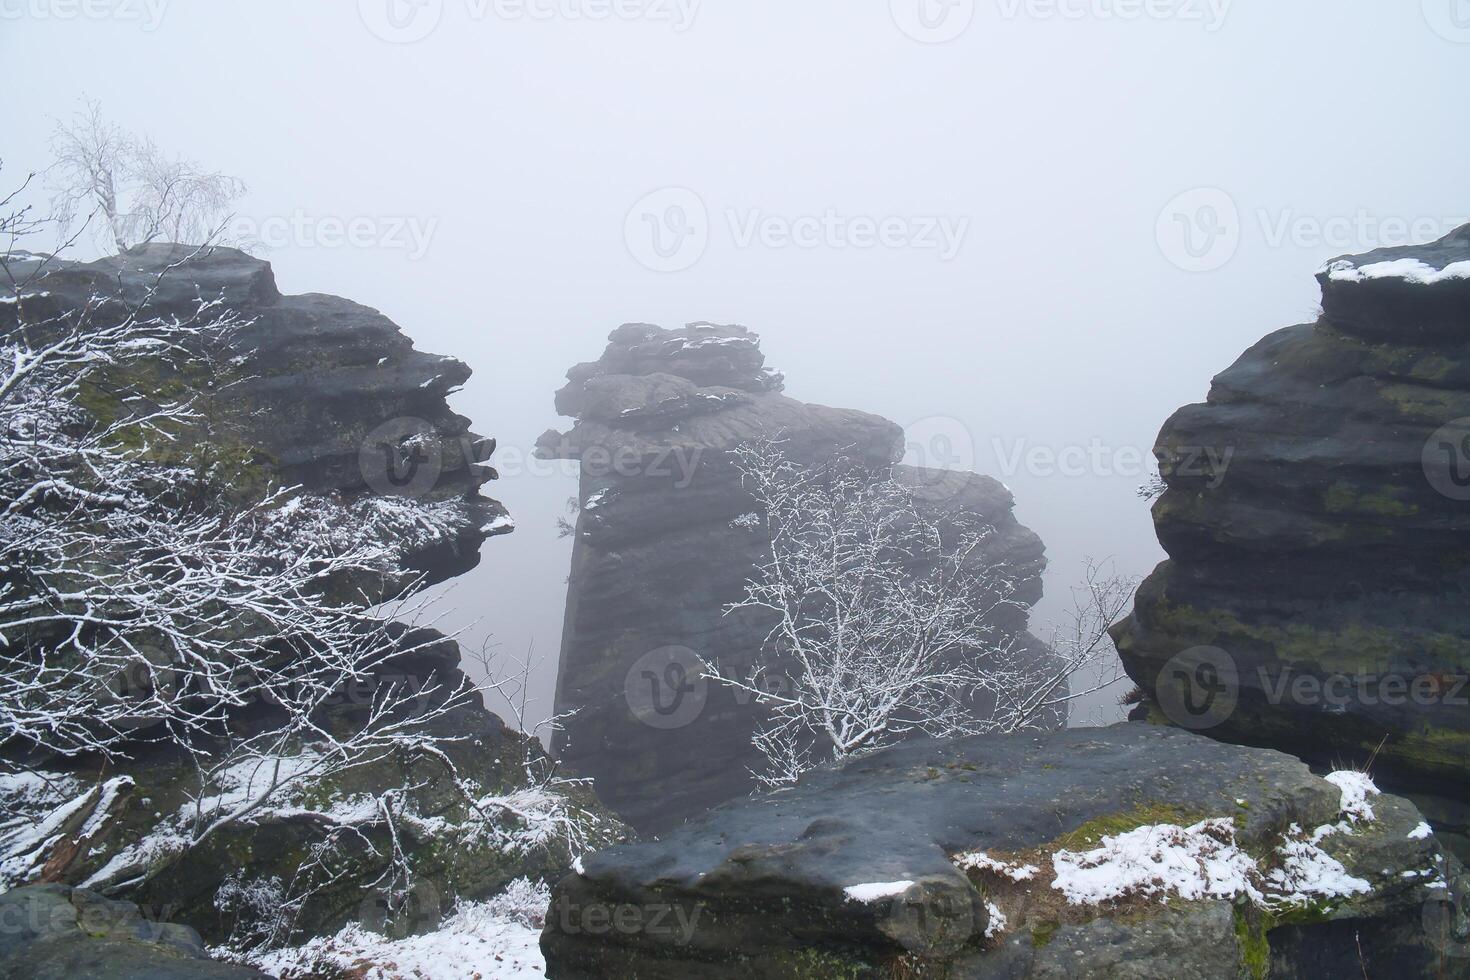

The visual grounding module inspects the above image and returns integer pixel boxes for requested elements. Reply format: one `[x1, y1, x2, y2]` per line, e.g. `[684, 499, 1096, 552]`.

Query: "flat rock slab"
[542, 724, 1466, 979]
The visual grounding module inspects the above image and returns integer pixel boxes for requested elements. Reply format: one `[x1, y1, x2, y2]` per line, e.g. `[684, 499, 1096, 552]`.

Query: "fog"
[5, 1, 1467, 731]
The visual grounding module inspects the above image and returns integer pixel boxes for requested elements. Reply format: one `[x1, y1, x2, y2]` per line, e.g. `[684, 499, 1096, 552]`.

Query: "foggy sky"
[5, 1, 1468, 731]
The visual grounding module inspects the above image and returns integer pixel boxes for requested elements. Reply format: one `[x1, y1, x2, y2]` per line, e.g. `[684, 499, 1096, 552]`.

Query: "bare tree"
[710, 440, 1135, 789]
[0, 187, 606, 927]
[47, 99, 247, 254]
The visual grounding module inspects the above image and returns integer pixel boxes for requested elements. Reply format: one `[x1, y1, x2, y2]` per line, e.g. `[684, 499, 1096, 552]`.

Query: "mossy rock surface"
[542, 724, 1462, 979]
[1115, 225, 1470, 854]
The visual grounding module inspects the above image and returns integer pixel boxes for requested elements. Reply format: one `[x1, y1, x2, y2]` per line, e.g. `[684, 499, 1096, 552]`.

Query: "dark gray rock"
[0, 884, 266, 979]
[1318, 223, 1470, 342]
[541, 724, 1466, 979]
[2, 243, 509, 587]
[1112, 224, 1470, 857]
[0, 246, 627, 948]
[537, 322, 1052, 833]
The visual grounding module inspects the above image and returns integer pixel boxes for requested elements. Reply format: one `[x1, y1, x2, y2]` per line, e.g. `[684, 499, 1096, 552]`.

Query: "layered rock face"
[1113, 225, 1470, 853]
[6, 244, 509, 585]
[0, 246, 620, 950]
[542, 724, 1466, 978]
[538, 323, 1052, 833]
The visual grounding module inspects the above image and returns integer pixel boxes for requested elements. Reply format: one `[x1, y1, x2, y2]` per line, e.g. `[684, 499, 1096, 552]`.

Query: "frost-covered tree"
[0, 190, 607, 928]
[711, 440, 1134, 789]
[48, 99, 247, 254]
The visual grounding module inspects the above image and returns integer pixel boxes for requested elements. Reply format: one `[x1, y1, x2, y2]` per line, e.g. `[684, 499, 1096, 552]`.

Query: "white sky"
[5, 1, 1468, 729]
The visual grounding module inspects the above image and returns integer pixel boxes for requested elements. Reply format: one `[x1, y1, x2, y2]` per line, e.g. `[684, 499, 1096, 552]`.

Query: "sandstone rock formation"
[0, 884, 267, 980]
[0, 246, 620, 949]
[4, 243, 509, 586]
[537, 323, 1053, 833]
[542, 724, 1466, 978]
[1112, 225, 1470, 856]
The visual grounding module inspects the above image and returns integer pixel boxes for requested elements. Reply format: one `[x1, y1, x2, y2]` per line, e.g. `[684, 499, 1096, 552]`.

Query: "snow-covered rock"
[0, 246, 626, 962]
[543, 724, 1466, 979]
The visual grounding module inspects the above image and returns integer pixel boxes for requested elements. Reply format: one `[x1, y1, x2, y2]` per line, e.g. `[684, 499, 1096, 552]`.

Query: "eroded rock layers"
[1113, 225, 1470, 853]
[538, 322, 1052, 832]
[542, 724, 1464, 978]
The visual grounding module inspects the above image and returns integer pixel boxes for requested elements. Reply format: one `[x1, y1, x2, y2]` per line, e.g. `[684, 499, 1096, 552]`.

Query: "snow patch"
[953, 850, 1040, 881]
[1323, 257, 1470, 285]
[983, 900, 1007, 938]
[843, 880, 914, 903]
[0, 290, 50, 305]
[1050, 772, 1389, 911]
[481, 513, 516, 534]
[1408, 822, 1434, 840]
[1325, 770, 1379, 822]
[1051, 819, 1260, 906]
[245, 878, 551, 980]
[1265, 834, 1371, 905]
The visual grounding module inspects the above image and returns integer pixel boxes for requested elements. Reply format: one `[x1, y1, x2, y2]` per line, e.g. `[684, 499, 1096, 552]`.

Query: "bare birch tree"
[711, 440, 1135, 789]
[48, 99, 247, 254]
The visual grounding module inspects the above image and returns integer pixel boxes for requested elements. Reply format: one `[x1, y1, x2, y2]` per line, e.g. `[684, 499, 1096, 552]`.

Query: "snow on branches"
[0, 199, 587, 925]
[709, 439, 1134, 789]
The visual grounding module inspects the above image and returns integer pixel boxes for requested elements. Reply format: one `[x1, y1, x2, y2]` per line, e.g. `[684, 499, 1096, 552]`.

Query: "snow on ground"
[1264, 828, 1370, 905]
[843, 880, 914, 903]
[953, 850, 1040, 881]
[1051, 818, 1260, 906]
[246, 879, 551, 980]
[1049, 771, 1397, 910]
[1322, 257, 1470, 284]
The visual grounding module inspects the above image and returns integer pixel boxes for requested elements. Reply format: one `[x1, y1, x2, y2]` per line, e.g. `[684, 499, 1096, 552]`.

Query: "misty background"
[5, 0, 1467, 736]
